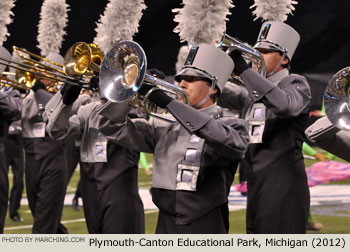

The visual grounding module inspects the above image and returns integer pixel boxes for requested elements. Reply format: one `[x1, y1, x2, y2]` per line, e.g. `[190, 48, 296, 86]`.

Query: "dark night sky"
[3, 0, 350, 74]
[3, 0, 350, 108]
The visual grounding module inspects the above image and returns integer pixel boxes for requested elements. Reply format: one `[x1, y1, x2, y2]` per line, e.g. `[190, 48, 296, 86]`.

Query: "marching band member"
[64, 90, 92, 211]
[0, 0, 19, 234]
[0, 46, 22, 234]
[45, 76, 145, 234]
[5, 119, 25, 222]
[4, 53, 27, 223]
[21, 52, 69, 234]
[20, 0, 71, 233]
[97, 42, 249, 233]
[220, 19, 311, 232]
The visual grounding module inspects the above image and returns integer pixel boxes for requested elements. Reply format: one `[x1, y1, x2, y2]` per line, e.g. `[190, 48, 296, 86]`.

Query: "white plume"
[250, 0, 298, 22]
[37, 0, 69, 56]
[0, 0, 16, 46]
[175, 45, 190, 74]
[173, 0, 234, 46]
[94, 0, 146, 52]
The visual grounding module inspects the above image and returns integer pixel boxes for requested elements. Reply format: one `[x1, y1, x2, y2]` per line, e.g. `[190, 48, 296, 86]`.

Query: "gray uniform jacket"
[0, 90, 22, 152]
[21, 89, 65, 160]
[305, 116, 350, 162]
[98, 99, 249, 224]
[219, 68, 311, 172]
[21, 89, 92, 152]
[46, 92, 105, 163]
[45, 92, 141, 191]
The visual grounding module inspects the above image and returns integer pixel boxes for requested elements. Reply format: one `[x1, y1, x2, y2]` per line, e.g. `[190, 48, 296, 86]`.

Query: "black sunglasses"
[179, 75, 211, 83]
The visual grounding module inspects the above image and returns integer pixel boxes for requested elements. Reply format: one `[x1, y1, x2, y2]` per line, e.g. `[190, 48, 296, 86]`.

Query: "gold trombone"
[0, 43, 104, 90]
[14, 43, 104, 77]
[13, 46, 65, 74]
[0, 74, 30, 91]
[0, 73, 31, 97]
[1, 70, 59, 94]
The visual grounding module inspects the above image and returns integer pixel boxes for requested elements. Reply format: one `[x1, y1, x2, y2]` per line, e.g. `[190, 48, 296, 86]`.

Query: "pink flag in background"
[306, 160, 350, 187]
[234, 161, 350, 193]
[234, 181, 247, 193]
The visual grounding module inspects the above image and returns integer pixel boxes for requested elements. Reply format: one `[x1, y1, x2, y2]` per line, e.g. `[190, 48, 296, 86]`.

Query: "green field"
[4, 149, 350, 234]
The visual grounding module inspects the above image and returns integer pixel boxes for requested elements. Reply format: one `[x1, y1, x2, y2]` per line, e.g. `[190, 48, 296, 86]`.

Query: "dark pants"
[0, 152, 8, 234]
[155, 204, 229, 234]
[63, 143, 81, 199]
[74, 180, 82, 199]
[246, 159, 310, 234]
[239, 161, 247, 183]
[5, 135, 24, 217]
[80, 164, 145, 234]
[25, 152, 67, 234]
[64, 144, 80, 184]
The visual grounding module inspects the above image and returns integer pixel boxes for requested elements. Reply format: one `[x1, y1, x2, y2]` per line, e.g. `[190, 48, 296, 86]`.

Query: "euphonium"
[323, 66, 350, 130]
[99, 40, 188, 122]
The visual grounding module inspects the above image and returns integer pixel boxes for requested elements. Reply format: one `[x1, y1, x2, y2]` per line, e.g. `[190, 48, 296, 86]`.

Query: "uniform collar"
[267, 68, 289, 86]
[199, 103, 220, 118]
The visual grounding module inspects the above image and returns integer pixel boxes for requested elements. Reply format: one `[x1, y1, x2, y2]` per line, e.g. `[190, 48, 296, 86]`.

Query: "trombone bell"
[15, 60, 36, 88]
[64, 42, 91, 78]
[88, 43, 104, 66]
[64, 42, 104, 78]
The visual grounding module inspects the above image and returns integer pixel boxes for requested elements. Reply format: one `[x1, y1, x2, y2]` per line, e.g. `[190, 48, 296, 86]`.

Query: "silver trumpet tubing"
[217, 33, 266, 78]
[324, 66, 350, 130]
[99, 40, 188, 122]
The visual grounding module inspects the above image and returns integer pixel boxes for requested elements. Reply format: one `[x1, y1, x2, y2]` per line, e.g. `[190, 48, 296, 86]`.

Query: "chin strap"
[193, 78, 217, 109]
[267, 51, 287, 77]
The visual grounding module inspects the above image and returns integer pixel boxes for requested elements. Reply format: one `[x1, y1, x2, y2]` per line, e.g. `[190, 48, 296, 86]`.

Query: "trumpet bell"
[324, 66, 350, 130]
[99, 40, 146, 103]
